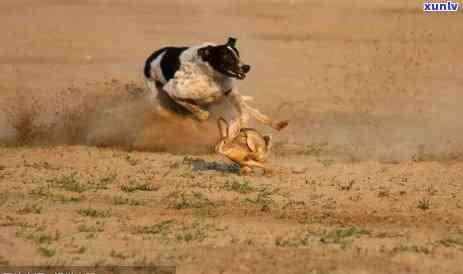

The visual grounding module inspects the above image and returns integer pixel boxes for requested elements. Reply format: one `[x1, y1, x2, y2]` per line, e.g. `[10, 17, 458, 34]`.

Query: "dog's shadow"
[183, 156, 240, 174]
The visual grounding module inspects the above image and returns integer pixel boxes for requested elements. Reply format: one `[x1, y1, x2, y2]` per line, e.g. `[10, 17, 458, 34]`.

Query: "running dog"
[143, 37, 288, 131]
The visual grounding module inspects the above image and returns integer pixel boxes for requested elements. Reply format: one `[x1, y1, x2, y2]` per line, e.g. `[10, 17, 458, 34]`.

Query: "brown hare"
[215, 117, 272, 175]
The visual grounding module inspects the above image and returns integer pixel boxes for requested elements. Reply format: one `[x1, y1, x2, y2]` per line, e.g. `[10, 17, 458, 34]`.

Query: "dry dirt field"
[1, 0, 463, 273]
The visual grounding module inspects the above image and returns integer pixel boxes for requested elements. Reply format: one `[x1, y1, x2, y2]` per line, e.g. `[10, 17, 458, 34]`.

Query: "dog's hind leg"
[143, 78, 176, 119]
[244, 104, 288, 130]
[228, 90, 287, 131]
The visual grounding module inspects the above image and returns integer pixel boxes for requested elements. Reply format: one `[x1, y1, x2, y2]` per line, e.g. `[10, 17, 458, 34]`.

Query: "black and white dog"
[144, 37, 288, 130]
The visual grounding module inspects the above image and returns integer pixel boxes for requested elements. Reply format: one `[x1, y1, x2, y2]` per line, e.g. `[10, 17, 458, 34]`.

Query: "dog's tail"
[144, 77, 159, 104]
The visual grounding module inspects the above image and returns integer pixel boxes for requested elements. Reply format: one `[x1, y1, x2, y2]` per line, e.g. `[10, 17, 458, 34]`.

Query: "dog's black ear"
[227, 37, 237, 47]
[198, 46, 212, 61]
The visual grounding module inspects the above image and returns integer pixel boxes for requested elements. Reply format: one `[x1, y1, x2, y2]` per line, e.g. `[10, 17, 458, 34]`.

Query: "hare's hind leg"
[242, 160, 271, 176]
[239, 166, 253, 175]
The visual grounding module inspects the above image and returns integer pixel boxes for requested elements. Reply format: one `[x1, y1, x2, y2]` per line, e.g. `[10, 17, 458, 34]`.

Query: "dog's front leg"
[228, 90, 288, 131]
[227, 89, 250, 126]
[171, 96, 209, 121]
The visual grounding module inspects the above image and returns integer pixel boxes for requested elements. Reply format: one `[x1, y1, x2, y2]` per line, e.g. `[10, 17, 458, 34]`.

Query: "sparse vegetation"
[242, 187, 274, 209]
[112, 196, 144, 206]
[436, 237, 463, 247]
[297, 213, 325, 225]
[38, 246, 56, 257]
[417, 198, 431, 211]
[224, 179, 255, 194]
[76, 246, 87, 254]
[125, 155, 140, 166]
[23, 160, 57, 170]
[34, 231, 61, 244]
[120, 181, 159, 193]
[175, 220, 209, 243]
[30, 186, 84, 203]
[78, 222, 105, 233]
[16, 229, 61, 245]
[132, 219, 213, 244]
[133, 219, 175, 243]
[275, 231, 312, 247]
[163, 191, 219, 210]
[338, 179, 355, 191]
[321, 227, 370, 248]
[193, 206, 220, 218]
[52, 193, 84, 203]
[134, 220, 176, 235]
[110, 249, 132, 260]
[17, 203, 43, 214]
[100, 173, 117, 184]
[377, 190, 389, 198]
[48, 172, 87, 193]
[391, 245, 431, 255]
[78, 208, 111, 218]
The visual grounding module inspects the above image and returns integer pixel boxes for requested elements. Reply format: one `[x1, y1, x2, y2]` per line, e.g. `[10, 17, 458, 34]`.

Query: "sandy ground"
[1, 0, 463, 273]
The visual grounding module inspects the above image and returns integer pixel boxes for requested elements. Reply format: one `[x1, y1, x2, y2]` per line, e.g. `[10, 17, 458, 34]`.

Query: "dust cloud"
[0, 82, 219, 154]
[1, 81, 462, 162]
[272, 99, 463, 163]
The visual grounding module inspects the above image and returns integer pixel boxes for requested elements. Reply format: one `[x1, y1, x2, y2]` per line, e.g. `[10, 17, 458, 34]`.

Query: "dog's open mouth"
[226, 70, 246, 79]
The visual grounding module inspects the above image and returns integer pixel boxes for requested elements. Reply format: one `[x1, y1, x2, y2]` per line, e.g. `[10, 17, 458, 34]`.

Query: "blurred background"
[1, 0, 462, 162]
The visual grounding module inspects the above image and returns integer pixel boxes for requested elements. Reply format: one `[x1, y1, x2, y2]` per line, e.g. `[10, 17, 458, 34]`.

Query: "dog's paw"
[273, 120, 289, 131]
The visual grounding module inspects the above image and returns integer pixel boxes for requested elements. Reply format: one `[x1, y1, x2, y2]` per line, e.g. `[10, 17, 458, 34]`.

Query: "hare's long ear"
[217, 117, 229, 139]
[228, 118, 241, 139]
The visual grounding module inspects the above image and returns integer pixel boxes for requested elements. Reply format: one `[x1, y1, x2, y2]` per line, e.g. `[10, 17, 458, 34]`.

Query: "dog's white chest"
[163, 61, 235, 104]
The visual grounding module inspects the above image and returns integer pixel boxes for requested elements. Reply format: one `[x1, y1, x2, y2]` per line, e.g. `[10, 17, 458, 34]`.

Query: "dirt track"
[1, 1, 463, 273]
